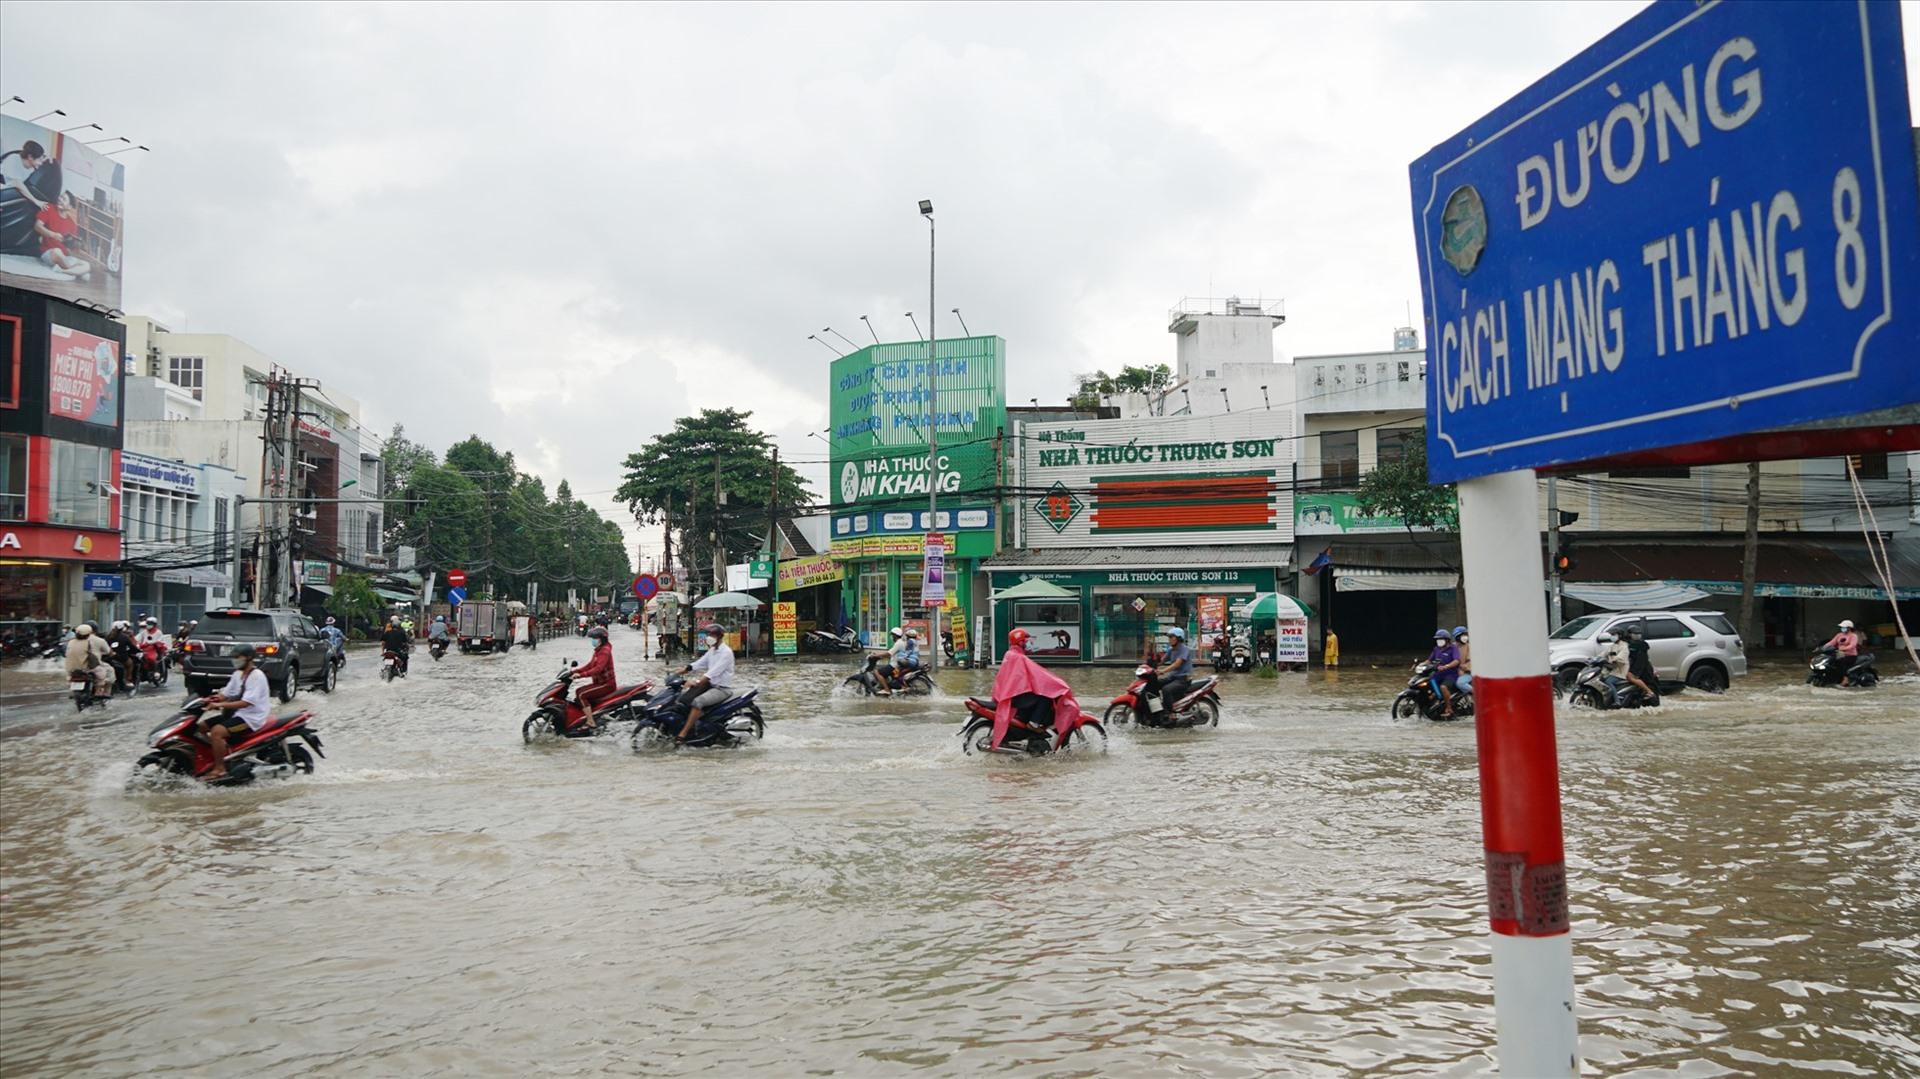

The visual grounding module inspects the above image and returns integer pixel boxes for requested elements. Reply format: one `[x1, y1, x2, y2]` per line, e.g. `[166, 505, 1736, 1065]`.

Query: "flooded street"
[2, 631, 1916, 1077]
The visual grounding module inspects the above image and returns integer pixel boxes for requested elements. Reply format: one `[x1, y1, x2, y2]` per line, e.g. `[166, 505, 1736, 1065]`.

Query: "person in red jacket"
[573, 625, 618, 730]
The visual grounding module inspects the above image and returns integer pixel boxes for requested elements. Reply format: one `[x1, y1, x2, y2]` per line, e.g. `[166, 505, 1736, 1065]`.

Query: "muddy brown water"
[2, 636, 1915, 1076]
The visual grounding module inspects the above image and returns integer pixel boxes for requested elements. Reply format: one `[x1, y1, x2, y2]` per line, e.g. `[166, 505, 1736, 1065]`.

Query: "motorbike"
[1389, 661, 1475, 721]
[1565, 657, 1658, 710]
[381, 649, 408, 682]
[133, 698, 325, 785]
[1210, 636, 1230, 673]
[956, 696, 1107, 756]
[69, 670, 110, 712]
[523, 663, 659, 741]
[1103, 666, 1222, 729]
[137, 647, 171, 689]
[1230, 637, 1253, 673]
[1808, 644, 1879, 688]
[844, 654, 934, 696]
[429, 637, 449, 661]
[804, 624, 862, 653]
[629, 673, 767, 750]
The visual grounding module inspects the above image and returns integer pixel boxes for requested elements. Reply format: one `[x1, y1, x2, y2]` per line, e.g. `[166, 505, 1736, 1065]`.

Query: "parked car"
[178, 608, 337, 701]
[1548, 610, 1747, 693]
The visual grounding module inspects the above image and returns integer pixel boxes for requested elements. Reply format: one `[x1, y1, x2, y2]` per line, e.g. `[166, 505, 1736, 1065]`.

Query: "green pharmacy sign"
[1033, 482, 1083, 533]
[828, 337, 1007, 508]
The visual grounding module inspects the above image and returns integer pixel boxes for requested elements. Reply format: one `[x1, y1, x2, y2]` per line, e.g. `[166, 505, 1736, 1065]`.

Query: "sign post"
[1409, 3, 1919, 1074]
[922, 532, 946, 674]
[772, 601, 797, 656]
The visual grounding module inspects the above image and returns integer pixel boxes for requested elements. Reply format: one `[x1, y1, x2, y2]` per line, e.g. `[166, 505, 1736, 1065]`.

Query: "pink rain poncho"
[990, 649, 1083, 750]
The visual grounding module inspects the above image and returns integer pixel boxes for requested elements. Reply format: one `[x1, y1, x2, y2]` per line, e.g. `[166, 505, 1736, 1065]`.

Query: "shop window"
[1376, 428, 1421, 466]
[0, 434, 25, 521]
[1321, 431, 1359, 487]
[49, 441, 112, 527]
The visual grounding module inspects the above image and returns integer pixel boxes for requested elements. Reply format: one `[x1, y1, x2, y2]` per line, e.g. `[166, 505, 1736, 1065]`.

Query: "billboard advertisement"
[828, 337, 1006, 508]
[1022, 411, 1295, 548]
[47, 323, 120, 427]
[1, 117, 127, 310]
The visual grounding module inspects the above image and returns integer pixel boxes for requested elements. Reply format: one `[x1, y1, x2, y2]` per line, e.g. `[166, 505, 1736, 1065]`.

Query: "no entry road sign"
[1411, 0, 1920, 484]
[632, 574, 659, 602]
[447, 568, 467, 589]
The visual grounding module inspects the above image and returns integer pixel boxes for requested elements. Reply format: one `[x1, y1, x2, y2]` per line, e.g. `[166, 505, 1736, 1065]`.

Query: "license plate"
[1147, 697, 1165, 713]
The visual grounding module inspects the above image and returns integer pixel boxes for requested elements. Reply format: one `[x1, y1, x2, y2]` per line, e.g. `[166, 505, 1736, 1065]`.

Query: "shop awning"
[302, 583, 335, 597]
[1335, 567, 1460, 592]
[1562, 537, 1920, 601]
[984, 544, 1291, 572]
[1554, 581, 1714, 610]
[376, 588, 416, 602]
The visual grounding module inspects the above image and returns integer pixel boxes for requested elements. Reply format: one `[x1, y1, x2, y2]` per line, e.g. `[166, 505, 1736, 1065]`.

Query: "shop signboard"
[830, 533, 964, 561]
[992, 567, 1277, 590]
[949, 606, 969, 657]
[829, 337, 1006, 508]
[1276, 618, 1309, 663]
[1295, 492, 1451, 535]
[1197, 595, 1228, 635]
[47, 324, 120, 427]
[772, 601, 797, 655]
[82, 572, 123, 593]
[777, 555, 843, 590]
[1023, 411, 1294, 548]
[120, 452, 198, 493]
[832, 506, 994, 538]
[0, 526, 122, 561]
[302, 560, 331, 586]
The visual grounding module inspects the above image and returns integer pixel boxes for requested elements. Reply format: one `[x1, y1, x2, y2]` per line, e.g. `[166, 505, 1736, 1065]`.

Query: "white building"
[1098, 297, 1295, 419]
[118, 450, 246, 627]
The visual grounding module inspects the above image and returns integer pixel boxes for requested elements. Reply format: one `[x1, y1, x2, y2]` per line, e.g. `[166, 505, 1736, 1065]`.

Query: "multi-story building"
[119, 450, 245, 628]
[122, 315, 385, 606]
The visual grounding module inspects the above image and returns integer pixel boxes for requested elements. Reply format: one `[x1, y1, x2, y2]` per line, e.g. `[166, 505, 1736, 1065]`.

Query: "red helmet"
[1007, 628, 1031, 651]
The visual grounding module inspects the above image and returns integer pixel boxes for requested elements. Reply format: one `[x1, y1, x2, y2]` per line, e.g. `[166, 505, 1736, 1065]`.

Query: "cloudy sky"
[4, 1, 1915, 560]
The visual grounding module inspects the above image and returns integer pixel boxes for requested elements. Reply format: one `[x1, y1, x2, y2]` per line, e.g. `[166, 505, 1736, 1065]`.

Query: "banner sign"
[47, 324, 120, 427]
[922, 533, 946, 607]
[1277, 617, 1309, 663]
[772, 601, 797, 655]
[777, 555, 844, 590]
[831, 533, 957, 561]
[1295, 491, 1450, 535]
[832, 505, 993, 538]
[120, 452, 198, 493]
[949, 606, 969, 656]
[1198, 595, 1228, 635]
[1023, 411, 1293, 548]
[829, 337, 1007, 508]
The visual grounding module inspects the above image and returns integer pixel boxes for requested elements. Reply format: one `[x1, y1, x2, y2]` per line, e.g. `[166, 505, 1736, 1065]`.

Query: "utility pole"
[1738, 461, 1762, 645]
[663, 491, 675, 586]
[687, 480, 700, 597]
[1546, 477, 1563, 631]
[768, 446, 781, 607]
[922, 198, 939, 677]
[712, 454, 726, 595]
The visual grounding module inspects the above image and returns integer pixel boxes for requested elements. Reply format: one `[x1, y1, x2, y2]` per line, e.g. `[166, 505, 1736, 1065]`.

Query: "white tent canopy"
[1553, 581, 1715, 610]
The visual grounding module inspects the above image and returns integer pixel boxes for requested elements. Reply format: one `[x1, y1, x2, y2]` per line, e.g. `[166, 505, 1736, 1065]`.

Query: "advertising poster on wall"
[1197, 595, 1227, 635]
[772, 602, 797, 656]
[1276, 618, 1309, 663]
[47, 323, 119, 427]
[0, 117, 127, 310]
[1018, 623, 1080, 658]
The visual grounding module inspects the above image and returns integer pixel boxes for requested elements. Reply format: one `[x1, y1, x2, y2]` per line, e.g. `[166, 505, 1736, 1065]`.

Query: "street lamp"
[951, 308, 971, 336]
[859, 315, 880, 344]
[920, 198, 939, 677]
[824, 327, 859, 351]
[60, 122, 101, 134]
[807, 333, 842, 356]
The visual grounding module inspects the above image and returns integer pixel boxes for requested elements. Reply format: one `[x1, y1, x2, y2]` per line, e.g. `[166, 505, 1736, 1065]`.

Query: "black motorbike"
[630, 674, 766, 750]
[429, 637, 449, 661]
[1565, 657, 1658, 710]
[844, 654, 933, 696]
[1808, 644, 1878, 688]
[1390, 661, 1474, 721]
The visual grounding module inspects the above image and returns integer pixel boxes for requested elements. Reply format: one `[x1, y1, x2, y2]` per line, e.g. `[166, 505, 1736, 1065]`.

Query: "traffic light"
[1552, 539, 1577, 576]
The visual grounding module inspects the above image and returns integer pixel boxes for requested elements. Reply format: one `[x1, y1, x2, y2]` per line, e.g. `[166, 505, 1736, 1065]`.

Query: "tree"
[1073, 364, 1173, 408]
[331, 572, 382, 637]
[616, 409, 812, 594]
[380, 424, 438, 551]
[1355, 439, 1462, 586]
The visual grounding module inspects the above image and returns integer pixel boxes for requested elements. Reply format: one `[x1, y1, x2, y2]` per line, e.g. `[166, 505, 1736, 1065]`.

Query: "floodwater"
[1, 633, 1915, 1077]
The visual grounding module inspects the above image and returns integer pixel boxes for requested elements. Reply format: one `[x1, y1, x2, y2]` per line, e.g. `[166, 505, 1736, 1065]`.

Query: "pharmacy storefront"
[987, 410, 1295, 664]
[828, 336, 1006, 654]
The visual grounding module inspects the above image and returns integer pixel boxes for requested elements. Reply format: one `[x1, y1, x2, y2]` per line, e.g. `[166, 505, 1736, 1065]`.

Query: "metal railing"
[1167, 296, 1286, 323]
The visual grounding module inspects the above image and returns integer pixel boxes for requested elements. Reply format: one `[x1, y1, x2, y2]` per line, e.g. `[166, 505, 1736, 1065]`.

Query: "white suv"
[1548, 610, 1747, 693]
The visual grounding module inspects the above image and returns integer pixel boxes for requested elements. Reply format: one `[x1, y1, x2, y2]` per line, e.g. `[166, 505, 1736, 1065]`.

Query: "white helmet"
[890, 627, 903, 639]
[1838, 619, 1855, 630]
[905, 628, 920, 639]
[1595, 632, 1615, 643]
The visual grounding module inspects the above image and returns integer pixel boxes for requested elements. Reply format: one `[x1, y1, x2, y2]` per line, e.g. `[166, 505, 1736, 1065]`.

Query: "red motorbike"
[957, 696, 1106, 756]
[523, 662, 657, 741]
[1103, 666, 1222, 729]
[134, 698, 325, 785]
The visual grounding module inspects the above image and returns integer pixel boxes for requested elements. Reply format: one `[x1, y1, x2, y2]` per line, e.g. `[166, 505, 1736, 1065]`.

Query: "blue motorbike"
[630, 674, 766, 750]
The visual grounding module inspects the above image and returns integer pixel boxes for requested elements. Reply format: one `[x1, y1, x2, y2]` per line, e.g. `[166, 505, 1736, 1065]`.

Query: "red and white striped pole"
[1458, 468, 1579, 1075]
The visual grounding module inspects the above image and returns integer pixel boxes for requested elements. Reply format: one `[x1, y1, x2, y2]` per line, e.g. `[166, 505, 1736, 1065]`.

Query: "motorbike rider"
[134, 616, 170, 677]
[675, 624, 734, 742]
[106, 620, 139, 692]
[173, 620, 197, 652]
[427, 615, 451, 652]
[199, 643, 274, 781]
[1139, 627, 1194, 724]
[868, 627, 908, 696]
[890, 628, 923, 688]
[572, 625, 618, 731]
[991, 628, 1084, 751]
[380, 615, 412, 673]
[1427, 629, 1461, 718]
[1452, 627, 1472, 695]
[64, 623, 114, 700]
[1621, 623, 1659, 703]
[1597, 631, 1631, 684]
[320, 616, 346, 665]
[1822, 620, 1863, 684]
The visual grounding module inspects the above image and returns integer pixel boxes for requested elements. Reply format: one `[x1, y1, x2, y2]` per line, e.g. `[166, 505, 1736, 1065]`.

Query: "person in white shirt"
[200, 644, 274, 780]
[676, 623, 735, 741]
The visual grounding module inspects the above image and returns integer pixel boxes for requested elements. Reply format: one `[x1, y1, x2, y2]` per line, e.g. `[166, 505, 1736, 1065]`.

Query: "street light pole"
[921, 198, 938, 678]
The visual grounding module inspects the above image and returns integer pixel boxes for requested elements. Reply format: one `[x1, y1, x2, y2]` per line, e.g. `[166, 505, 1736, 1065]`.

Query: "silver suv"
[1548, 610, 1747, 693]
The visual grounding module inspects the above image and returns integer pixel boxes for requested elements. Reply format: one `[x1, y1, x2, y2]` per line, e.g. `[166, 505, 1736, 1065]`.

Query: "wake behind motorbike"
[1389, 661, 1474, 721]
[133, 698, 324, 785]
[1103, 666, 1221, 729]
[428, 637, 449, 661]
[1808, 644, 1878, 688]
[629, 673, 766, 750]
[844, 654, 933, 696]
[1565, 657, 1658, 710]
[957, 696, 1107, 756]
[523, 662, 658, 741]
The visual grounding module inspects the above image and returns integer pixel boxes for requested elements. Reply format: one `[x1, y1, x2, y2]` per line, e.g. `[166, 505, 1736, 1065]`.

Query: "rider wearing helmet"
[64, 622, 114, 699]
[1451, 627, 1473, 695]
[1620, 622, 1658, 703]
[676, 624, 735, 741]
[1596, 631, 1630, 680]
[1823, 619, 1862, 684]
[201, 643, 273, 781]
[380, 615, 412, 673]
[990, 628, 1083, 750]
[1140, 627, 1194, 724]
[1427, 629, 1461, 718]
[427, 614, 450, 648]
[134, 616, 170, 675]
[572, 624, 618, 731]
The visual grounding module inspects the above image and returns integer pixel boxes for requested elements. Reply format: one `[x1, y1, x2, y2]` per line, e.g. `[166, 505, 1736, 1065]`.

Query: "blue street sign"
[632, 574, 659, 602]
[1410, 0, 1920, 484]
[447, 586, 467, 606]
[82, 573, 123, 594]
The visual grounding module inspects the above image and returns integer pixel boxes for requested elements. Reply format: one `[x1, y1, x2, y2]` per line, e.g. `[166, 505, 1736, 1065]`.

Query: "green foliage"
[616, 408, 812, 595]
[1355, 439, 1460, 533]
[331, 573, 382, 634]
[1073, 364, 1174, 407]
